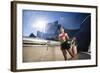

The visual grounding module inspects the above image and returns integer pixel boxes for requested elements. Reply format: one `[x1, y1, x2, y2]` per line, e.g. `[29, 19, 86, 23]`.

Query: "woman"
[59, 26, 77, 60]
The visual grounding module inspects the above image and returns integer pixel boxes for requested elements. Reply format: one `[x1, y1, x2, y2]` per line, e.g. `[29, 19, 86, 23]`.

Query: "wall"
[0, 0, 99, 73]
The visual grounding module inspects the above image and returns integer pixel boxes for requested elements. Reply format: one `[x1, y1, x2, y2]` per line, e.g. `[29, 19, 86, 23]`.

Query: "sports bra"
[59, 33, 67, 40]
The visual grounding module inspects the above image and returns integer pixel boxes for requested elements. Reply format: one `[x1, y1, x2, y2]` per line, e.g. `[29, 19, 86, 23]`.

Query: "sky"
[22, 10, 90, 36]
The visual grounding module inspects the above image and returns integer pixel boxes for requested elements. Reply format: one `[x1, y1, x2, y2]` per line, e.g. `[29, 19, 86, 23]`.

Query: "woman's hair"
[58, 25, 64, 30]
[60, 26, 64, 29]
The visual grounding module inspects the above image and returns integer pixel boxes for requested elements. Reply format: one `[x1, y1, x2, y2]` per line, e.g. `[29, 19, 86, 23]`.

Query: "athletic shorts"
[61, 41, 71, 50]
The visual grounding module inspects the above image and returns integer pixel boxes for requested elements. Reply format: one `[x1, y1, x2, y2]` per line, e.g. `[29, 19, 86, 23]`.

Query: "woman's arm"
[59, 34, 61, 41]
[65, 33, 69, 39]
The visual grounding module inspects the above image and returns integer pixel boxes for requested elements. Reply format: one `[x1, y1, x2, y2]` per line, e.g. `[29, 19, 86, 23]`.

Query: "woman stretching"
[59, 26, 77, 60]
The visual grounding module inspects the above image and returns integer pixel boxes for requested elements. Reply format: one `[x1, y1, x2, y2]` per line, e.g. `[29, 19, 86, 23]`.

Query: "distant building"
[37, 21, 60, 40]
[29, 33, 36, 38]
[36, 20, 80, 41]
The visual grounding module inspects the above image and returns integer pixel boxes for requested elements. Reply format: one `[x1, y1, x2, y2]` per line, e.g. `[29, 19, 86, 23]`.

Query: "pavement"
[23, 45, 91, 62]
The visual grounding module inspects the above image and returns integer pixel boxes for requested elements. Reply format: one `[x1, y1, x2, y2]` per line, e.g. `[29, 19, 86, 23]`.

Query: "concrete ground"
[23, 45, 91, 62]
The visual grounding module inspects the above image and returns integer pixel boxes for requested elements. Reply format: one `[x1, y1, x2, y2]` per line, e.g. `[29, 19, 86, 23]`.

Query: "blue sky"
[22, 10, 90, 36]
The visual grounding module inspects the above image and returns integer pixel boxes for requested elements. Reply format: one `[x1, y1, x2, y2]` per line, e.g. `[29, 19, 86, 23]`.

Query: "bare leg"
[68, 45, 77, 59]
[67, 47, 74, 58]
[72, 45, 77, 56]
[72, 45, 77, 59]
[61, 49, 67, 60]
